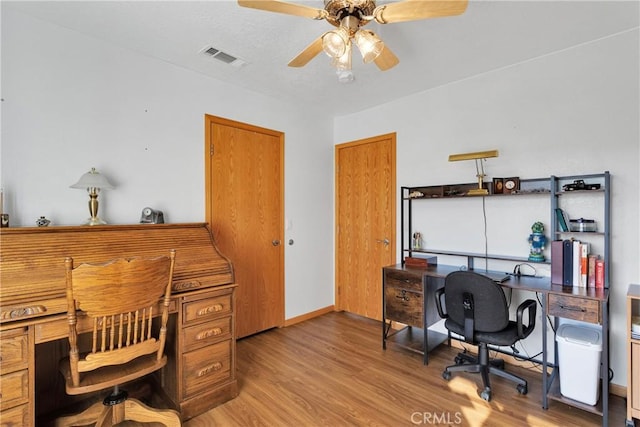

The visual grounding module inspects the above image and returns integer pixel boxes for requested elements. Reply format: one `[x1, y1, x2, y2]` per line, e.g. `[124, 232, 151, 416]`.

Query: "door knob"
[376, 238, 390, 246]
[272, 240, 281, 246]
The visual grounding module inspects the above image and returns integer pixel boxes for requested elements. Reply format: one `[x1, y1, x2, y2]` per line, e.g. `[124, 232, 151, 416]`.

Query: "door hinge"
[210, 143, 214, 156]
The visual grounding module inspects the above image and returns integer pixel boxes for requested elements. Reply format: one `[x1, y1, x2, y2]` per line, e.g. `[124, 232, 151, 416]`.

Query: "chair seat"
[445, 319, 520, 347]
[60, 354, 167, 395]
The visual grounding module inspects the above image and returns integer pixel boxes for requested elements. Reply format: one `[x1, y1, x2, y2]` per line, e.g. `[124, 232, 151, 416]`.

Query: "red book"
[588, 255, 598, 287]
[595, 259, 605, 288]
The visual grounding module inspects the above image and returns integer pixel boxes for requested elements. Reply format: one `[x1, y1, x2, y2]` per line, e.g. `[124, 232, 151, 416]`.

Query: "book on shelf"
[588, 254, 598, 287]
[562, 239, 573, 286]
[572, 240, 581, 287]
[595, 259, 605, 288]
[555, 208, 569, 232]
[579, 242, 589, 287]
[551, 240, 564, 285]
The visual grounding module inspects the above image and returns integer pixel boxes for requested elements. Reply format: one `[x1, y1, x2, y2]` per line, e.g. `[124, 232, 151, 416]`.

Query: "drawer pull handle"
[197, 304, 223, 316]
[196, 328, 223, 340]
[197, 362, 223, 377]
[559, 304, 586, 312]
[396, 290, 409, 301]
[173, 280, 201, 291]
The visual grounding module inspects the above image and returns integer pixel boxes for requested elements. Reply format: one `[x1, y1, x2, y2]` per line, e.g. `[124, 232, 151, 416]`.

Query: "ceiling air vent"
[200, 46, 247, 68]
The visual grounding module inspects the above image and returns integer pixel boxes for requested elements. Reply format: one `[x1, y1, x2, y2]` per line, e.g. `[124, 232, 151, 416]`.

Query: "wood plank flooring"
[186, 311, 627, 427]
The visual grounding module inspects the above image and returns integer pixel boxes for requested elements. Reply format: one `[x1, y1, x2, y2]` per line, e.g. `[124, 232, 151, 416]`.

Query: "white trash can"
[556, 324, 602, 405]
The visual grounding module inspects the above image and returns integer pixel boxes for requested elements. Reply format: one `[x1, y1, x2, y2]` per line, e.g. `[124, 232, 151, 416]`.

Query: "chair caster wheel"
[480, 388, 491, 401]
[517, 384, 528, 395]
[454, 356, 465, 365]
[442, 370, 451, 381]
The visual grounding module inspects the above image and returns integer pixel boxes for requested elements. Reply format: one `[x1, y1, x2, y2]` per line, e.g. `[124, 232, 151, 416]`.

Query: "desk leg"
[602, 301, 608, 427]
[423, 286, 428, 365]
[542, 294, 548, 410]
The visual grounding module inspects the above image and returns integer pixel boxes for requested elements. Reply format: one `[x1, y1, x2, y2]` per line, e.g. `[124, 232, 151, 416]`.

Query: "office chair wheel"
[454, 355, 465, 365]
[517, 384, 528, 395]
[480, 387, 491, 402]
[442, 370, 451, 381]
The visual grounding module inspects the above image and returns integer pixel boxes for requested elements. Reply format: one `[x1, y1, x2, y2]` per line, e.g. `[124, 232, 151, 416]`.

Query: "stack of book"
[632, 316, 640, 340]
[404, 255, 437, 268]
[551, 239, 604, 287]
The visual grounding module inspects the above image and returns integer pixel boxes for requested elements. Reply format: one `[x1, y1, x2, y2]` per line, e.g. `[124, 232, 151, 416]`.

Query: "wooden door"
[335, 133, 396, 320]
[205, 115, 284, 338]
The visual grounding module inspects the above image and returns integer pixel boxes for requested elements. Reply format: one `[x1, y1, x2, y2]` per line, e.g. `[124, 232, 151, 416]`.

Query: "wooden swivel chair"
[435, 270, 537, 401]
[56, 250, 181, 426]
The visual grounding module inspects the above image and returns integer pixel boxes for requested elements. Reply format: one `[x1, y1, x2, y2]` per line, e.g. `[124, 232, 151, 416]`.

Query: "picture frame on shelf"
[492, 178, 503, 194]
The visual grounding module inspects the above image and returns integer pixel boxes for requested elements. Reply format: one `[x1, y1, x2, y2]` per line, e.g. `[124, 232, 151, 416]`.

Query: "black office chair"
[435, 270, 537, 401]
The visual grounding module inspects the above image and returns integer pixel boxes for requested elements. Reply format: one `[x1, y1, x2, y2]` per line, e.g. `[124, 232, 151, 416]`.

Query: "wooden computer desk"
[0, 223, 238, 425]
[382, 263, 610, 424]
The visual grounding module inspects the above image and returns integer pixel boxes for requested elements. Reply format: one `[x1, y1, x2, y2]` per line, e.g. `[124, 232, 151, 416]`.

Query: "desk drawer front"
[183, 317, 232, 351]
[548, 294, 600, 324]
[183, 294, 232, 325]
[183, 340, 231, 398]
[384, 271, 422, 293]
[0, 402, 30, 427]
[0, 329, 28, 375]
[0, 369, 29, 410]
[384, 287, 423, 328]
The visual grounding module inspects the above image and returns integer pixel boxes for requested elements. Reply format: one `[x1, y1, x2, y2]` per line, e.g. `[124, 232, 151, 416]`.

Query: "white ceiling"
[4, 1, 639, 116]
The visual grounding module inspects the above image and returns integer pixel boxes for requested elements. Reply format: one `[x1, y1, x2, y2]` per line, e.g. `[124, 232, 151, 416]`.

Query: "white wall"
[0, 8, 335, 320]
[334, 29, 639, 387]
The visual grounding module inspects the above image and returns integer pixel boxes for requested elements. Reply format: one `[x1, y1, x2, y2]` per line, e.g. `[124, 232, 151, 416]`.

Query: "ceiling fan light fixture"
[322, 27, 350, 58]
[354, 29, 383, 63]
[332, 41, 352, 71]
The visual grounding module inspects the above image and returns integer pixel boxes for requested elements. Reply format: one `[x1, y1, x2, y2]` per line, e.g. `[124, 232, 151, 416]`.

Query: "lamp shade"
[354, 30, 383, 63]
[70, 168, 114, 190]
[322, 27, 349, 58]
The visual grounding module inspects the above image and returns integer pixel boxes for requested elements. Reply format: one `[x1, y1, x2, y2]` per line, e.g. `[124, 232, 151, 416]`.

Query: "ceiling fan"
[238, 0, 469, 72]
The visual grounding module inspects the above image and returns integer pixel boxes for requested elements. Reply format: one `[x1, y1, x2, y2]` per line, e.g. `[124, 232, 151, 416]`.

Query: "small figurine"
[36, 216, 51, 227]
[413, 232, 422, 250]
[528, 221, 547, 262]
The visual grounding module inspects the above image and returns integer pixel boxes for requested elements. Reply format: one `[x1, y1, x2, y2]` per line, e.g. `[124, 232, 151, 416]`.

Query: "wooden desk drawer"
[183, 340, 231, 398]
[0, 369, 29, 410]
[0, 402, 29, 427]
[183, 316, 231, 351]
[384, 271, 422, 293]
[548, 294, 600, 324]
[0, 329, 28, 375]
[384, 287, 423, 328]
[183, 294, 232, 325]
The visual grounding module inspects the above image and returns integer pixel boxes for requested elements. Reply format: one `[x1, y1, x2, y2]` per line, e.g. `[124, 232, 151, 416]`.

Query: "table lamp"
[448, 150, 499, 195]
[70, 167, 114, 225]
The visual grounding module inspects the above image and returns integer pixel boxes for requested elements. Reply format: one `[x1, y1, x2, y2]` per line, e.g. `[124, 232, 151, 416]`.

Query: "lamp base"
[467, 188, 489, 196]
[85, 217, 107, 226]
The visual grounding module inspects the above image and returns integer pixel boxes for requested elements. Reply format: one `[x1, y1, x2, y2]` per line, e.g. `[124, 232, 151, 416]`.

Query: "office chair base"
[442, 350, 528, 400]
[55, 397, 182, 427]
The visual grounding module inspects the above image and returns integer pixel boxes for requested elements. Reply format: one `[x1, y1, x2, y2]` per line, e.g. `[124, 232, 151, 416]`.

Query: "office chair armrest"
[516, 299, 537, 339]
[435, 287, 448, 319]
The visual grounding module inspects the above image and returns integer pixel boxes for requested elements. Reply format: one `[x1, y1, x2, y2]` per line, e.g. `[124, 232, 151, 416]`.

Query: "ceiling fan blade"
[374, 45, 399, 71]
[288, 36, 325, 67]
[373, 0, 468, 24]
[238, 1, 328, 20]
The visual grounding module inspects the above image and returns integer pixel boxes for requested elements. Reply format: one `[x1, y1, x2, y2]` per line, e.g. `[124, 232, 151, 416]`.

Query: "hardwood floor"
[186, 311, 627, 427]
